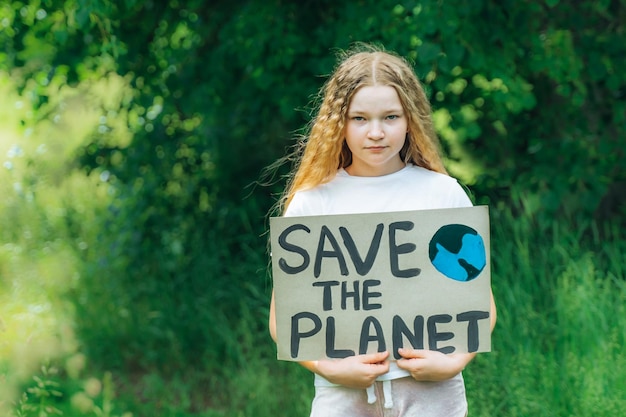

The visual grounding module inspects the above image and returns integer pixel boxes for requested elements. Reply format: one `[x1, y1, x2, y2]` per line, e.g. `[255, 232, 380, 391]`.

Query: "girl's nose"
[368, 122, 385, 139]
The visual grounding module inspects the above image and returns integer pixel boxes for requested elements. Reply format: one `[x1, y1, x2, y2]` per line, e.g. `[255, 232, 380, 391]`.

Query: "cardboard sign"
[270, 206, 491, 361]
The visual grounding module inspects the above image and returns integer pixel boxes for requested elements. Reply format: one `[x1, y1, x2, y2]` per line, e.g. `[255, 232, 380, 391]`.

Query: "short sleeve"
[451, 181, 473, 208]
[283, 188, 325, 217]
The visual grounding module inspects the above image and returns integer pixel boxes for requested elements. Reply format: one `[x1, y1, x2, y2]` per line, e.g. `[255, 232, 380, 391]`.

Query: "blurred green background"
[1, 0, 625, 416]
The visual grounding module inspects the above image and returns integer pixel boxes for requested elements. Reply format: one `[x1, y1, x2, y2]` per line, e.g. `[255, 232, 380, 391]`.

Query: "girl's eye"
[386, 115, 399, 120]
[352, 116, 365, 121]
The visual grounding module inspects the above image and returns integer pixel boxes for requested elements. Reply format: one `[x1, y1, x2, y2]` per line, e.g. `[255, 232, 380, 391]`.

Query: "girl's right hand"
[313, 351, 390, 389]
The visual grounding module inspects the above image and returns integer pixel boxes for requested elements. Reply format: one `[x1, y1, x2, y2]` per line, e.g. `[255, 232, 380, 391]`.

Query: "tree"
[2, 0, 624, 373]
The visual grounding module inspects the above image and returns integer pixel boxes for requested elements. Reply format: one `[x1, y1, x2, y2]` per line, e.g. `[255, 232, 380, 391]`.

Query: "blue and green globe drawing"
[428, 224, 486, 282]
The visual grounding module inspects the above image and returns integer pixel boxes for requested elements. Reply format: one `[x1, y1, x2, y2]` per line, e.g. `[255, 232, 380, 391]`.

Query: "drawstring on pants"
[365, 380, 394, 409]
[366, 385, 376, 404]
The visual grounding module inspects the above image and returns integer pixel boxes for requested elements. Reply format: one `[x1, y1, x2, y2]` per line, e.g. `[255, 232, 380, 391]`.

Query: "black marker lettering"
[392, 315, 425, 359]
[457, 310, 490, 352]
[290, 312, 322, 358]
[359, 316, 386, 354]
[314, 226, 349, 278]
[278, 224, 311, 274]
[427, 314, 455, 354]
[389, 221, 420, 278]
[339, 223, 384, 276]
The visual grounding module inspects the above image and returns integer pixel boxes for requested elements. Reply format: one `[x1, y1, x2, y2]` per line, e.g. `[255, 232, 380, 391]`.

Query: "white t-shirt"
[286, 164, 472, 217]
[283, 164, 473, 385]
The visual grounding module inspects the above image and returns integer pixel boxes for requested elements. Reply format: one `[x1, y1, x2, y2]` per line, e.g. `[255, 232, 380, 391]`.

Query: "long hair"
[279, 44, 447, 214]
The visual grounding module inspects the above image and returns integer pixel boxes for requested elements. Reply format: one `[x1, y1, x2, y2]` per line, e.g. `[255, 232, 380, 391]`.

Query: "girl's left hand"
[396, 348, 475, 381]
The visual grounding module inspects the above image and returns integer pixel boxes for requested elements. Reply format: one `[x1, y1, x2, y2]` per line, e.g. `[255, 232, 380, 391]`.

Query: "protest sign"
[270, 206, 491, 361]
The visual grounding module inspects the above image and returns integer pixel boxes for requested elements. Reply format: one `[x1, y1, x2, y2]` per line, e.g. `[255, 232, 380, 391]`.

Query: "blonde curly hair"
[280, 44, 447, 213]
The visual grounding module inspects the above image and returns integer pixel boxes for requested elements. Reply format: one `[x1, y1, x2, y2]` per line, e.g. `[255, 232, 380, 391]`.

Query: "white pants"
[309, 374, 467, 417]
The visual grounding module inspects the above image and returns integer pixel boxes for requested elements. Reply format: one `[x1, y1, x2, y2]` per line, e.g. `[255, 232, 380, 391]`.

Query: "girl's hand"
[313, 351, 390, 389]
[396, 348, 475, 381]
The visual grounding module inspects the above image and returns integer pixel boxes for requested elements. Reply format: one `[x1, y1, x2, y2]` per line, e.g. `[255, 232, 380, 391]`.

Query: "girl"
[268, 44, 497, 417]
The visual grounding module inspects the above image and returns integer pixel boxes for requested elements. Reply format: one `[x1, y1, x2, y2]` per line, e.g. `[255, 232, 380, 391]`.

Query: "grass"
[464, 210, 626, 416]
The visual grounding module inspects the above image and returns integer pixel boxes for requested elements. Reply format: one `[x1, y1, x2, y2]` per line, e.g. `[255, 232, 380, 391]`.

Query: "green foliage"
[464, 207, 626, 416]
[11, 364, 132, 417]
[1, 0, 626, 416]
[13, 366, 63, 417]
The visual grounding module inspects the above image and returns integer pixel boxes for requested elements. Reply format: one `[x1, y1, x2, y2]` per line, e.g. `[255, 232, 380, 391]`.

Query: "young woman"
[269, 44, 496, 417]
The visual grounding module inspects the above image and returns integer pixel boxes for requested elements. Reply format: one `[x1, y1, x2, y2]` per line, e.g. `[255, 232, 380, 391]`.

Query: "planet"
[428, 224, 486, 282]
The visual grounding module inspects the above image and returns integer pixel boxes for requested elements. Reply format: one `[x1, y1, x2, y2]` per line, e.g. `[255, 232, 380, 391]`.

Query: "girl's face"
[344, 85, 408, 177]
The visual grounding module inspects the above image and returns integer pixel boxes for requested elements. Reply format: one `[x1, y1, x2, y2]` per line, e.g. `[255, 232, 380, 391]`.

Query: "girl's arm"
[396, 289, 497, 381]
[269, 290, 390, 388]
[268, 290, 278, 342]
